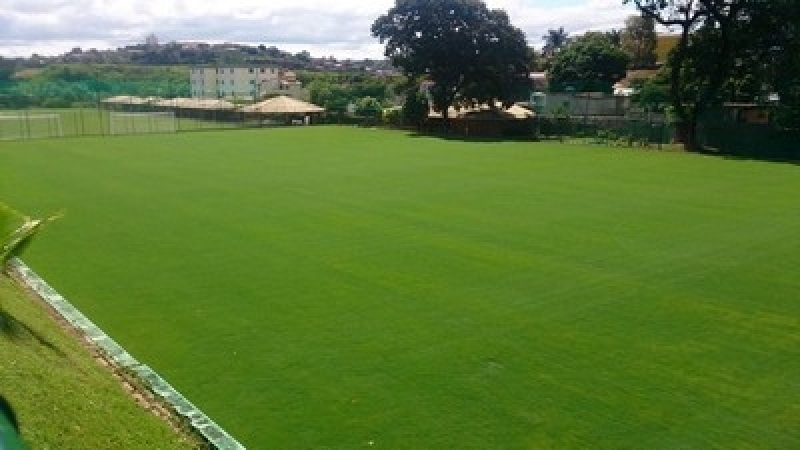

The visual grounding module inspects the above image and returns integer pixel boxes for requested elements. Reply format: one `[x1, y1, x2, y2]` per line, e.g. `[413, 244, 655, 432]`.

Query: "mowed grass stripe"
[1, 127, 798, 448]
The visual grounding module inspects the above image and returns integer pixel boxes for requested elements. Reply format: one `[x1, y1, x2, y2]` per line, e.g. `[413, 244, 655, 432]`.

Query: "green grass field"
[1, 127, 798, 448]
[0, 274, 196, 449]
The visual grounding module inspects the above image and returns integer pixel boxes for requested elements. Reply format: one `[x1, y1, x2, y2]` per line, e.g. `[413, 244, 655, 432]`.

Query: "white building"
[189, 67, 305, 100]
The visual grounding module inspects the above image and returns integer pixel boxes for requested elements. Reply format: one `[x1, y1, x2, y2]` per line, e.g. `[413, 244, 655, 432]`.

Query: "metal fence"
[536, 115, 673, 147]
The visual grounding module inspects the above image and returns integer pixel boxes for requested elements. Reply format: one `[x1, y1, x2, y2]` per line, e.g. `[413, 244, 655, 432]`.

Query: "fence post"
[24, 110, 31, 140]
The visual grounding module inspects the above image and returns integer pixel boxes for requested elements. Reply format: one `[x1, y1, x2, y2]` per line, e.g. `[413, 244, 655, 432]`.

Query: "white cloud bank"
[1, 0, 637, 59]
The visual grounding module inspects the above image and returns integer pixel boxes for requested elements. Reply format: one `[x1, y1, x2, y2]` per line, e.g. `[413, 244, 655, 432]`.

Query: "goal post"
[108, 111, 177, 135]
[0, 114, 64, 140]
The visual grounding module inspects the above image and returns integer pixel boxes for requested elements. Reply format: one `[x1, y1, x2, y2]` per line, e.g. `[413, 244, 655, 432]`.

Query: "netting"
[109, 112, 177, 135]
[7, 258, 245, 450]
[0, 114, 64, 140]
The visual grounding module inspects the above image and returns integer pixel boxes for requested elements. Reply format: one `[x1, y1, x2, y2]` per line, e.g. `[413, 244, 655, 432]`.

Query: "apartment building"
[190, 66, 299, 100]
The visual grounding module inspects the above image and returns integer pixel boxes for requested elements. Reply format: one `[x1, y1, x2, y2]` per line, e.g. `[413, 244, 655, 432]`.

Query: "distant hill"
[6, 41, 395, 75]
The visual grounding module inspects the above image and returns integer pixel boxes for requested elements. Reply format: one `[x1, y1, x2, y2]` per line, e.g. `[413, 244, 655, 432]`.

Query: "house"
[612, 69, 661, 96]
[189, 67, 308, 100]
[655, 34, 681, 66]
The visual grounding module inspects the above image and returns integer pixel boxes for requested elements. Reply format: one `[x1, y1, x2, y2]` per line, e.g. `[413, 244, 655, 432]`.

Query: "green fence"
[698, 121, 800, 160]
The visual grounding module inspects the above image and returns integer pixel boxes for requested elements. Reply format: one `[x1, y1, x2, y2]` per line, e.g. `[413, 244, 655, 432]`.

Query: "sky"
[0, 0, 640, 60]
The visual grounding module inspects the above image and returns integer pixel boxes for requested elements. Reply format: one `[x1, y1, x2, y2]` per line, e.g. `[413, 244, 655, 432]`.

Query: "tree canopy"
[371, 0, 530, 120]
[627, 0, 800, 147]
[620, 15, 656, 69]
[547, 32, 629, 93]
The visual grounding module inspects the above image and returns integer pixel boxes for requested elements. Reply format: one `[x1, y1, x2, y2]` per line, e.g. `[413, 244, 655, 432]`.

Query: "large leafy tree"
[620, 15, 657, 68]
[547, 32, 629, 93]
[626, 0, 800, 148]
[371, 0, 530, 121]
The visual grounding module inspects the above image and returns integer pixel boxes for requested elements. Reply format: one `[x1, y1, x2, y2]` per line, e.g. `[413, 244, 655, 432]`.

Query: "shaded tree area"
[372, 0, 530, 122]
[626, 0, 800, 150]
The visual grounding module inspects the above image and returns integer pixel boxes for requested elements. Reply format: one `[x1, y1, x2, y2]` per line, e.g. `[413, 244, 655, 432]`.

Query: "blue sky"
[0, 0, 639, 59]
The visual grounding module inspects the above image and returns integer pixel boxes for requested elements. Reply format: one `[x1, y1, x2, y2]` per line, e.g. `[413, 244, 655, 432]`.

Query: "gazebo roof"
[429, 102, 534, 120]
[239, 95, 325, 114]
[102, 95, 149, 105]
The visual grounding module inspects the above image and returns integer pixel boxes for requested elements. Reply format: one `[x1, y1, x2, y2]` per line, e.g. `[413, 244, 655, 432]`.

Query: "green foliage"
[627, 0, 800, 146]
[402, 89, 430, 127]
[308, 72, 394, 115]
[0, 64, 190, 108]
[633, 69, 670, 113]
[372, 0, 530, 118]
[354, 97, 383, 122]
[382, 106, 403, 126]
[1, 203, 60, 267]
[548, 32, 629, 93]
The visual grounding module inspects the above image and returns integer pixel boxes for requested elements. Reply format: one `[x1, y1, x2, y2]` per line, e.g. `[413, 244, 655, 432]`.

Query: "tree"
[371, 0, 530, 122]
[0, 57, 15, 82]
[620, 15, 656, 68]
[547, 33, 629, 92]
[355, 96, 384, 121]
[632, 69, 670, 113]
[626, 0, 800, 148]
[403, 88, 430, 128]
[542, 27, 569, 57]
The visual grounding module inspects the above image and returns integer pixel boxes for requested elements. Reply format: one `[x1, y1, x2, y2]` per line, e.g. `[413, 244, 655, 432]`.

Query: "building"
[189, 67, 307, 101]
[145, 33, 159, 49]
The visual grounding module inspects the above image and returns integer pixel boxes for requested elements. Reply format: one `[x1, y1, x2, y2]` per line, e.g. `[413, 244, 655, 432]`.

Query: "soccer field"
[1, 127, 798, 448]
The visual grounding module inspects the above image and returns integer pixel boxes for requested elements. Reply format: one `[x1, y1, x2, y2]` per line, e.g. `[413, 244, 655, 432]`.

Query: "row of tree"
[540, 15, 657, 70]
[371, 0, 658, 121]
[373, 0, 798, 147]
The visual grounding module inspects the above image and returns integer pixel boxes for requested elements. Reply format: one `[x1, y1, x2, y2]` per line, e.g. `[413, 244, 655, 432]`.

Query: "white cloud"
[0, 0, 638, 59]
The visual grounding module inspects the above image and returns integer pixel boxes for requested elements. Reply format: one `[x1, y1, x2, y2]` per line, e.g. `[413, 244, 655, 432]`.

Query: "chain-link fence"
[0, 81, 323, 140]
[536, 114, 673, 148]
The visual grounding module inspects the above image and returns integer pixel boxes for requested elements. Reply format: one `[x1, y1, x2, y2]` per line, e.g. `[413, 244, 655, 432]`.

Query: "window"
[230, 68, 234, 74]
[249, 68, 254, 74]
[260, 68, 265, 73]
[249, 80, 255, 84]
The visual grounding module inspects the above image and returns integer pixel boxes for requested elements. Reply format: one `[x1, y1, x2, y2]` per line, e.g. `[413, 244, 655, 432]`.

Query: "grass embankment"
[0, 275, 199, 449]
[0, 127, 798, 448]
